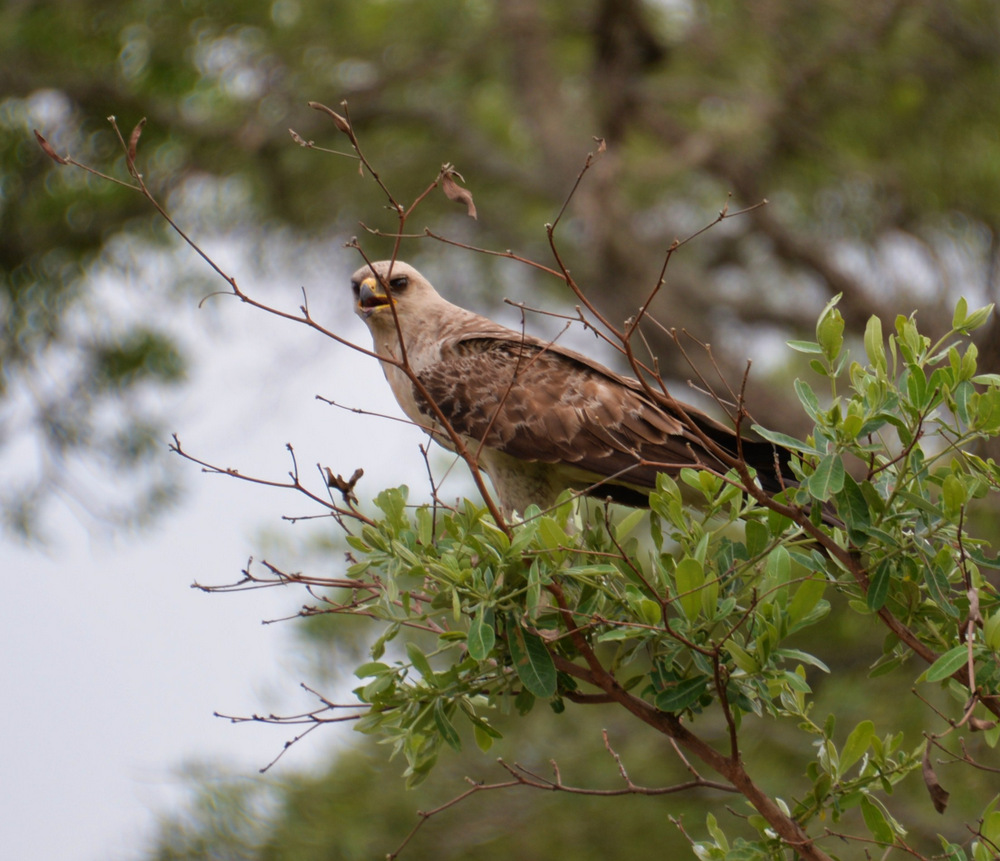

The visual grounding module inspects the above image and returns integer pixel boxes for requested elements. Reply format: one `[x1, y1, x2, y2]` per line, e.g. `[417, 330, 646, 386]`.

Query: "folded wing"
[415, 335, 790, 506]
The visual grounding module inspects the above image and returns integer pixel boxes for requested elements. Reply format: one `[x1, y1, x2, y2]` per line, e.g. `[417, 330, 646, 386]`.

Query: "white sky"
[0, 242, 444, 860]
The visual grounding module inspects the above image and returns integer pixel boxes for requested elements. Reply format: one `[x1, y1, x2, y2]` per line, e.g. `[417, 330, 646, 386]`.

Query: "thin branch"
[387, 747, 738, 860]
[170, 435, 375, 529]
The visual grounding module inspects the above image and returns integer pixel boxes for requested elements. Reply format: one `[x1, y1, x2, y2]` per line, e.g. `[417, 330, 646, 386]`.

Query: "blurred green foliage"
[4, 0, 1000, 535]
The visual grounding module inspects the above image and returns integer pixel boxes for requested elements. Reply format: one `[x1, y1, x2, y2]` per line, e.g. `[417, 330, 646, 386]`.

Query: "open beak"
[357, 277, 391, 318]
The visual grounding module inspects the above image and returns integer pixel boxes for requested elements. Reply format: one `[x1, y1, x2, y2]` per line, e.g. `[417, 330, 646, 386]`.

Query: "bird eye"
[389, 276, 409, 291]
[350, 280, 360, 296]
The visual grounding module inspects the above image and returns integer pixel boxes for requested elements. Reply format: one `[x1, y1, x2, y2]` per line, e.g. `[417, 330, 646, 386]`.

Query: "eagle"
[351, 260, 791, 517]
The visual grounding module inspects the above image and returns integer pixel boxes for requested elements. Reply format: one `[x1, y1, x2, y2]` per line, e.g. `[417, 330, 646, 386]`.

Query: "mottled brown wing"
[414, 337, 745, 492]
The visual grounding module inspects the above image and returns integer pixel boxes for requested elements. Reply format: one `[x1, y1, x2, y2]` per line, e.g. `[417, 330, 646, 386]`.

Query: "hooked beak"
[356, 277, 391, 318]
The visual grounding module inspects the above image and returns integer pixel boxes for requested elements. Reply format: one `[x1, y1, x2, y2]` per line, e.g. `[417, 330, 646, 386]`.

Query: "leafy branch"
[34, 106, 1000, 861]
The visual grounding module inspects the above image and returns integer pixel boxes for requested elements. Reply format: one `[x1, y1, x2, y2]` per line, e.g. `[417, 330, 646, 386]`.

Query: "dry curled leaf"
[127, 117, 146, 164]
[308, 101, 352, 135]
[324, 466, 364, 502]
[33, 130, 68, 165]
[440, 164, 477, 219]
[921, 744, 950, 814]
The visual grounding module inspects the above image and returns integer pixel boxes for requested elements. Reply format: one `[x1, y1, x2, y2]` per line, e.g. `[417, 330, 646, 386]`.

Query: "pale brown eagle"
[351, 260, 791, 517]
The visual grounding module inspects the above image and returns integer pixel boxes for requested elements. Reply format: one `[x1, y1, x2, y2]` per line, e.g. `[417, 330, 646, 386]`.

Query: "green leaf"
[867, 559, 892, 611]
[473, 722, 495, 752]
[724, 640, 760, 674]
[750, 424, 822, 455]
[865, 315, 886, 372]
[765, 545, 791, 586]
[433, 701, 462, 751]
[984, 613, 1000, 650]
[894, 490, 941, 518]
[674, 556, 705, 621]
[834, 473, 870, 542]
[596, 627, 635, 642]
[906, 364, 929, 408]
[925, 645, 969, 682]
[840, 410, 863, 439]
[406, 642, 435, 683]
[938, 835, 969, 861]
[369, 623, 400, 660]
[840, 719, 875, 774]
[360, 673, 395, 701]
[786, 339, 825, 354]
[981, 810, 1000, 853]
[942, 474, 967, 516]
[775, 648, 830, 672]
[415, 505, 433, 546]
[467, 608, 496, 661]
[655, 675, 709, 712]
[962, 343, 979, 379]
[638, 597, 662, 627]
[705, 812, 729, 853]
[782, 670, 812, 692]
[816, 301, 845, 363]
[537, 515, 568, 552]
[514, 685, 536, 715]
[788, 575, 828, 624]
[924, 563, 955, 615]
[794, 378, 822, 421]
[745, 519, 769, 557]
[807, 453, 845, 502]
[614, 508, 646, 542]
[526, 559, 541, 618]
[860, 795, 895, 845]
[374, 486, 409, 530]
[958, 301, 994, 333]
[952, 296, 969, 329]
[355, 661, 390, 679]
[974, 388, 1000, 433]
[701, 572, 720, 618]
[955, 379, 974, 423]
[507, 615, 557, 698]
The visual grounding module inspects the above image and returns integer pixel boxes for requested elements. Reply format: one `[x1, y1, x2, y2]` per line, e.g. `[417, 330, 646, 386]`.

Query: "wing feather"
[413, 336, 786, 500]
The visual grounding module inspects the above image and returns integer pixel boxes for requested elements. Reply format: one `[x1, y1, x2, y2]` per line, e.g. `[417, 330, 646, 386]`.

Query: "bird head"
[350, 260, 428, 326]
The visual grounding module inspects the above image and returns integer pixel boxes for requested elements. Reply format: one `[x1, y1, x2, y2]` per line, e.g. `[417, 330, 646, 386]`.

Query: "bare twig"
[387, 746, 737, 859]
